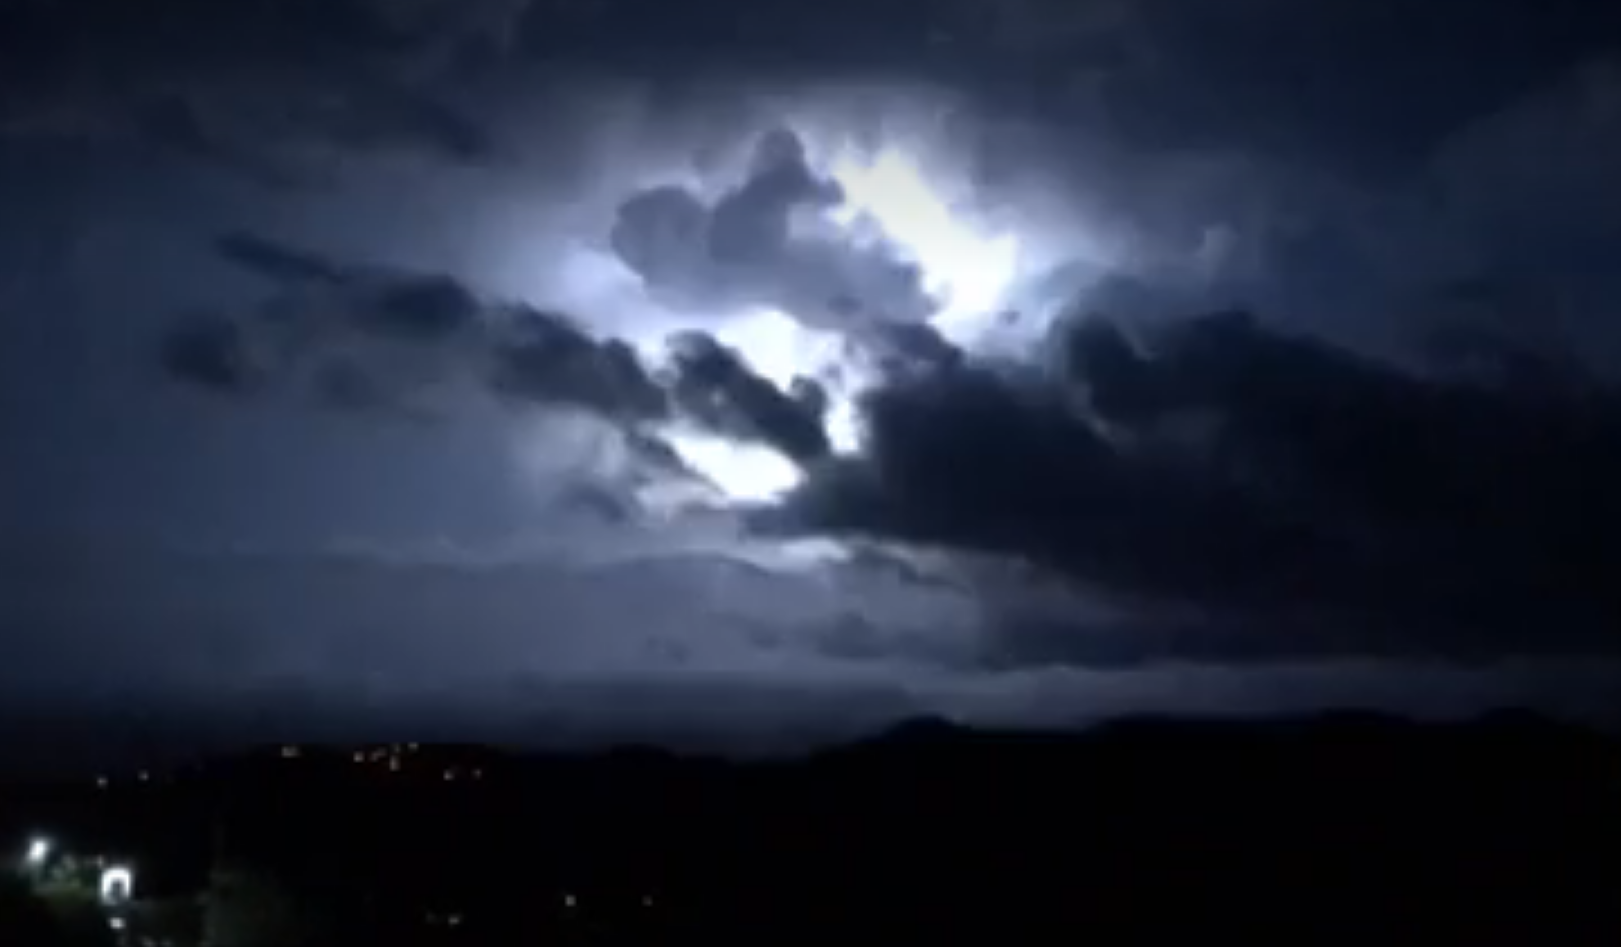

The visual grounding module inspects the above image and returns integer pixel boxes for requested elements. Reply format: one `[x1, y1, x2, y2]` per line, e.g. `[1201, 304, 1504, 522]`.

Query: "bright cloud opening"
[635, 133, 1029, 507]
[656, 421, 805, 504]
[519, 118, 1049, 514]
[819, 141, 1026, 348]
[639, 308, 865, 506]
[709, 307, 868, 455]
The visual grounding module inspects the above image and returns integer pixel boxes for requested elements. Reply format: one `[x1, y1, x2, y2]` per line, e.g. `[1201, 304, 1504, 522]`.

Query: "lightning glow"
[819, 141, 1026, 348]
[642, 309, 865, 504]
[657, 421, 804, 504]
[521, 120, 1041, 513]
[634, 132, 1029, 507]
[709, 307, 868, 455]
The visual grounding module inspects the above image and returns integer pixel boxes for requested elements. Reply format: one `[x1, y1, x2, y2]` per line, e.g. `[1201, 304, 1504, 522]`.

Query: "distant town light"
[99, 865, 134, 905]
[24, 837, 51, 867]
[108, 917, 126, 931]
[562, 892, 577, 909]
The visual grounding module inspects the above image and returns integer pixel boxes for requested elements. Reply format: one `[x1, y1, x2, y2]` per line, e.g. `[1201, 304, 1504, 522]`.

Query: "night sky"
[2, 0, 1620, 752]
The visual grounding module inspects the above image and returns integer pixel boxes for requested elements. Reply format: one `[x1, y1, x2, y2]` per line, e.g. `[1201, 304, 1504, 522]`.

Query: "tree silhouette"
[0, 875, 114, 947]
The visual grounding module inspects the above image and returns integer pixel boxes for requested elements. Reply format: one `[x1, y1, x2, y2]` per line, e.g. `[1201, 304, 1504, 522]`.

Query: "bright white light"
[711, 308, 867, 455]
[820, 145, 1024, 347]
[521, 118, 1048, 512]
[636, 306, 881, 505]
[99, 865, 133, 905]
[656, 422, 803, 503]
[625, 137, 1026, 507]
[711, 309, 837, 395]
[24, 837, 50, 867]
[616, 308, 857, 507]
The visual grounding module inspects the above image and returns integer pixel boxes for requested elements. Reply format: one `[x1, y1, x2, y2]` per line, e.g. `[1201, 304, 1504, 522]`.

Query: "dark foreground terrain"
[3, 712, 1620, 945]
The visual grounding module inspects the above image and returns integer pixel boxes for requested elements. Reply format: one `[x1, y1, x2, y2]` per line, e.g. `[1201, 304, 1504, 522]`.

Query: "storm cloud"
[151, 110, 1621, 670]
[0, 0, 506, 185]
[607, 126, 940, 331]
[772, 305, 1621, 664]
[158, 231, 832, 487]
[9, 0, 1621, 743]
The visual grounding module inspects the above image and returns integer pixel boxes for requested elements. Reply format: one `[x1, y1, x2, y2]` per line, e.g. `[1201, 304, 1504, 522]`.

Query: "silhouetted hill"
[4, 713, 1619, 943]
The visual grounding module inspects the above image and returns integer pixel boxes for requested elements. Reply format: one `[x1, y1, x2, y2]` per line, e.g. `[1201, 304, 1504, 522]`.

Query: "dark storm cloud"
[945, 0, 1621, 174]
[14, 0, 1621, 746]
[159, 312, 264, 394]
[770, 305, 1621, 663]
[159, 233, 831, 465]
[162, 237, 656, 420]
[0, 0, 501, 185]
[664, 330, 831, 463]
[6, 0, 1613, 192]
[215, 232, 350, 285]
[608, 126, 939, 331]
[485, 315, 666, 422]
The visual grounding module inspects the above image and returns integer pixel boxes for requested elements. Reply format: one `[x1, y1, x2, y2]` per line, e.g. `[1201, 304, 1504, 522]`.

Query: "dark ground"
[3, 711, 1620, 945]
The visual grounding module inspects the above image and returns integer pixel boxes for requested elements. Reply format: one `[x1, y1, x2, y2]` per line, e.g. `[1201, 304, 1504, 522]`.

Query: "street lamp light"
[24, 837, 51, 868]
[99, 865, 134, 905]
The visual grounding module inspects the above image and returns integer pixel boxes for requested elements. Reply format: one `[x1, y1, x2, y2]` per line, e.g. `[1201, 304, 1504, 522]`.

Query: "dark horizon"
[2, 701, 1616, 780]
[5, 710, 1620, 944]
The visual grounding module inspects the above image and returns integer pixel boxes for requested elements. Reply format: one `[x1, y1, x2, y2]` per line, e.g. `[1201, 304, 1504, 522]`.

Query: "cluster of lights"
[16, 835, 136, 929]
[346, 744, 485, 781]
[351, 743, 419, 772]
[92, 770, 153, 789]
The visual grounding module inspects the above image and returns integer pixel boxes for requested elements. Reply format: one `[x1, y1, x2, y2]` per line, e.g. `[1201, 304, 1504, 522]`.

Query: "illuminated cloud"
[593, 120, 1074, 500]
[156, 114, 1087, 514]
[134, 64, 1621, 681]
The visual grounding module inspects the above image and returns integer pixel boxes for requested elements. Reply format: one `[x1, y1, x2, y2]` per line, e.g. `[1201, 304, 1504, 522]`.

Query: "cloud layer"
[159, 228, 839, 509]
[9, 0, 1621, 742]
[608, 126, 939, 330]
[774, 307, 1621, 662]
[159, 222, 1621, 667]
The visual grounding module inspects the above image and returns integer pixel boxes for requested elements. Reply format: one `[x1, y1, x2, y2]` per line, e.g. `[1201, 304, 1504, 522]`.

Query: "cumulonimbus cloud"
[134, 56, 1621, 673]
[0, 0, 504, 188]
[160, 214, 1621, 667]
[158, 229, 836, 505]
[607, 125, 941, 331]
[770, 306, 1621, 663]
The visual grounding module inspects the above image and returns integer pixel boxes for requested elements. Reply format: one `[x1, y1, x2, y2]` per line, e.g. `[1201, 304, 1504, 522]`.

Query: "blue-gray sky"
[2, 0, 1620, 752]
